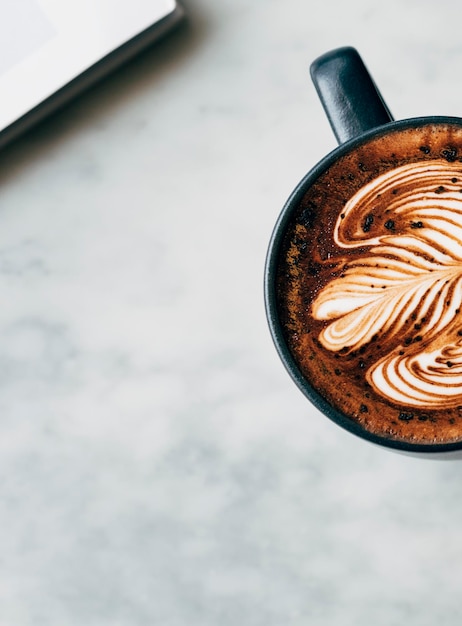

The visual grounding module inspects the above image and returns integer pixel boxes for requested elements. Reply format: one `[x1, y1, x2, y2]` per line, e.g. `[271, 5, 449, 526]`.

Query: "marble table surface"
[2, 0, 462, 624]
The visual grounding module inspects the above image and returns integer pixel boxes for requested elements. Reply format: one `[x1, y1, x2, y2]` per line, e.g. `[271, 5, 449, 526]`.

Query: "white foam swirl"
[311, 159, 462, 409]
[369, 337, 462, 407]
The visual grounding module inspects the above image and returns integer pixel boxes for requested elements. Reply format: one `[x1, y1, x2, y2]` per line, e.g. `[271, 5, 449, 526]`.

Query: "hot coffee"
[275, 121, 462, 445]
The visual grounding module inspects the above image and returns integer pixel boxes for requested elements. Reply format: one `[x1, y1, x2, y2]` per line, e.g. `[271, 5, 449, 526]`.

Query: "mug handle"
[310, 47, 394, 144]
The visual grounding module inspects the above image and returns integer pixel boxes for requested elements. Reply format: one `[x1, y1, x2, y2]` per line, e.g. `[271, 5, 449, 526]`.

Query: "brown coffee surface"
[277, 122, 462, 445]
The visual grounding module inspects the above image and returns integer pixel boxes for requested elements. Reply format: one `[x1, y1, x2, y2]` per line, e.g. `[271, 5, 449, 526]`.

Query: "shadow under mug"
[264, 46, 462, 455]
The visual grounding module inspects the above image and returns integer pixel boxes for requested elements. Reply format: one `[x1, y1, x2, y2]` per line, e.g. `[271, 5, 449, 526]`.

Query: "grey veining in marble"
[1, 0, 462, 624]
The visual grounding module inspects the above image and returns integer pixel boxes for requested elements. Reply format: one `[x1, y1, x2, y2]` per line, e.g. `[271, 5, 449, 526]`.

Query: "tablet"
[0, 0, 184, 149]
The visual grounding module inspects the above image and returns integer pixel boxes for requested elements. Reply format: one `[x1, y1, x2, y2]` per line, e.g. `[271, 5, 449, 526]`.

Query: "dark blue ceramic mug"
[265, 47, 462, 454]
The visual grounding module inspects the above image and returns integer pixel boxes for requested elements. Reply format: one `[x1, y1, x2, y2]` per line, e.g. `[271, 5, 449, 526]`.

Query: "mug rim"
[264, 115, 462, 453]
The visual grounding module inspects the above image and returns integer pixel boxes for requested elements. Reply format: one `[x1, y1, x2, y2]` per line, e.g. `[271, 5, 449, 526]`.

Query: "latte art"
[312, 160, 462, 408]
[275, 123, 462, 444]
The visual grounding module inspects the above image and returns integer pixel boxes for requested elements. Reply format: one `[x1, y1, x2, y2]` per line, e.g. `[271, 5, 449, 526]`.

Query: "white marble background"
[1, 0, 462, 623]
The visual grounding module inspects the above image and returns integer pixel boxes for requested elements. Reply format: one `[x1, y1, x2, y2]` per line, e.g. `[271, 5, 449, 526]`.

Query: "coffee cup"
[265, 47, 462, 453]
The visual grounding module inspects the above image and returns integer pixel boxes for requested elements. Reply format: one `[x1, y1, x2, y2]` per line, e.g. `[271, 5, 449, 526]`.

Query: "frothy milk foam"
[312, 160, 462, 408]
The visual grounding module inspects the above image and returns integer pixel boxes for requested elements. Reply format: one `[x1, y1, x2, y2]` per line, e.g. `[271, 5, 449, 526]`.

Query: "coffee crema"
[277, 122, 462, 444]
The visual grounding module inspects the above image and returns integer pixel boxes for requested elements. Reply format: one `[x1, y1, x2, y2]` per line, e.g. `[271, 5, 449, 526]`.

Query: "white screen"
[0, 0, 55, 76]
